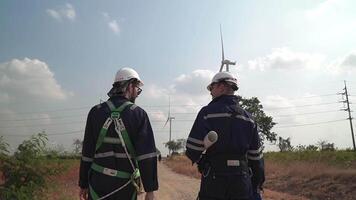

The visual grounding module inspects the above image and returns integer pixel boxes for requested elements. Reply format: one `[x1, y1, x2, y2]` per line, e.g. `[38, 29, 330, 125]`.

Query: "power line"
[274, 119, 346, 128]
[1, 130, 84, 137]
[264, 102, 339, 110]
[0, 114, 86, 122]
[0, 121, 85, 129]
[0, 106, 90, 115]
[271, 93, 338, 101]
[273, 110, 341, 117]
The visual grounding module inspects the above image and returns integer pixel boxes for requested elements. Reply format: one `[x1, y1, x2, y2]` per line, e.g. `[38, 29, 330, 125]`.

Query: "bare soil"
[43, 161, 309, 200]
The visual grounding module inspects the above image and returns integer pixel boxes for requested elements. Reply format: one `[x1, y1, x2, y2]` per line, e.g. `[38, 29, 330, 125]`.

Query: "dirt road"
[48, 162, 308, 200]
[139, 163, 308, 200]
[138, 163, 200, 200]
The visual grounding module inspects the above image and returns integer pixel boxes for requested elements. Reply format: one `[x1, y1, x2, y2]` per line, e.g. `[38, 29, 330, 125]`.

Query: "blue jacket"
[186, 95, 265, 190]
[79, 96, 158, 194]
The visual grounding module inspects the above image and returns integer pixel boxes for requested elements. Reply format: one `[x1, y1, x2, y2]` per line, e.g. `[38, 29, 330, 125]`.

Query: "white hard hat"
[207, 71, 238, 91]
[114, 67, 143, 86]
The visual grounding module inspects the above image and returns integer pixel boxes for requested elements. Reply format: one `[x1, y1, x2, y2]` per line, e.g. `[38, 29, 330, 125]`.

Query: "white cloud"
[172, 69, 215, 96]
[140, 69, 214, 124]
[108, 20, 120, 34]
[340, 51, 356, 68]
[46, 3, 76, 22]
[325, 51, 356, 74]
[0, 58, 70, 101]
[248, 48, 325, 71]
[102, 12, 121, 34]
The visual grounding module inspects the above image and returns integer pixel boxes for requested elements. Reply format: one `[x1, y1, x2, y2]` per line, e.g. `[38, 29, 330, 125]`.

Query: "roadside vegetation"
[164, 148, 356, 200]
[0, 134, 81, 200]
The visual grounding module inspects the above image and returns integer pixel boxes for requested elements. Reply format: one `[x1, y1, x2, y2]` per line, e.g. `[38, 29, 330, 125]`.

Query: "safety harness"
[89, 101, 142, 200]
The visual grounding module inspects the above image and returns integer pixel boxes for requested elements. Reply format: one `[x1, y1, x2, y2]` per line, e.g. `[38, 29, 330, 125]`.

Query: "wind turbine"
[219, 25, 236, 72]
[163, 96, 175, 155]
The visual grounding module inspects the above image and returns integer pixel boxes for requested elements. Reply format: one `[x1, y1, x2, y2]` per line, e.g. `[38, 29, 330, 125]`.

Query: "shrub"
[0, 132, 65, 199]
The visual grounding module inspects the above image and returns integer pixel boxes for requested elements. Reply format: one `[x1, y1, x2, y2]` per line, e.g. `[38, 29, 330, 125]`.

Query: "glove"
[197, 153, 209, 173]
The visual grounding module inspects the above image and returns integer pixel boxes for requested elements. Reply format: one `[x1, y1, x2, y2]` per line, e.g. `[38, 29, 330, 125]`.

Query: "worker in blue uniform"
[79, 68, 158, 200]
[185, 71, 265, 200]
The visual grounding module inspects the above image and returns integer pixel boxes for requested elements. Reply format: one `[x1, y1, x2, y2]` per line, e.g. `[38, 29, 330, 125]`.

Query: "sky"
[1, 0, 356, 155]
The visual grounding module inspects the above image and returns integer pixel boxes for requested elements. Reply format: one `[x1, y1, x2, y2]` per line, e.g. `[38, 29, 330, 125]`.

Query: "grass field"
[164, 151, 356, 200]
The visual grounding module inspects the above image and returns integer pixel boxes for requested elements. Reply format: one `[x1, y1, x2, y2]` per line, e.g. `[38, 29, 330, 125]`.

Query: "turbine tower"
[163, 96, 175, 155]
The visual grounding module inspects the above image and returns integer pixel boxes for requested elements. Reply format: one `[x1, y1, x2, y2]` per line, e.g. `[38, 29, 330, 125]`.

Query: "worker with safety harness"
[79, 68, 158, 200]
[185, 71, 265, 200]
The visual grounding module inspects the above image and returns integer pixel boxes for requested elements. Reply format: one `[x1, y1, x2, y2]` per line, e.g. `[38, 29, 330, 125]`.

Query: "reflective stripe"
[82, 156, 93, 162]
[204, 113, 254, 124]
[136, 152, 157, 161]
[235, 115, 255, 124]
[103, 137, 121, 144]
[247, 146, 263, 154]
[188, 137, 204, 145]
[186, 143, 205, 151]
[247, 153, 263, 160]
[94, 151, 130, 159]
[204, 113, 231, 119]
[106, 100, 116, 111]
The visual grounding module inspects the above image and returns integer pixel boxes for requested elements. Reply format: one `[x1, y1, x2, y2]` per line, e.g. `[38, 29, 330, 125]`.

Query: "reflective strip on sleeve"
[247, 146, 263, 154]
[186, 143, 205, 151]
[188, 137, 204, 145]
[247, 153, 264, 161]
[103, 137, 121, 144]
[82, 156, 93, 162]
[136, 152, 158, 161]
[204, 113, 231, 119]
[94, 151, 130, 159]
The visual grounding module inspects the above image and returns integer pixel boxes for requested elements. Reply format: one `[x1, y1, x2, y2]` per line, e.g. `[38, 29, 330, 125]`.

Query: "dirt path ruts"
[139, 163, 309, 200]
[50, 162, 308, 200]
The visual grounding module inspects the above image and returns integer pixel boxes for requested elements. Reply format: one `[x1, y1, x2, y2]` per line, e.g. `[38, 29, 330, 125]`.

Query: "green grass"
[265, 150, 356, 168]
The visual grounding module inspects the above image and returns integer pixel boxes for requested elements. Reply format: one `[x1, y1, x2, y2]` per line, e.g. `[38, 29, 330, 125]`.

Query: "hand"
[144, 192, 155, 200]
[79, 188, 88, 200]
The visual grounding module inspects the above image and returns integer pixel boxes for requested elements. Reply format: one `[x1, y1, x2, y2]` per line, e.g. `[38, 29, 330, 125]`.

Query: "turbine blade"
[220, 24, 225, 61]
[163, 117, 169, 128]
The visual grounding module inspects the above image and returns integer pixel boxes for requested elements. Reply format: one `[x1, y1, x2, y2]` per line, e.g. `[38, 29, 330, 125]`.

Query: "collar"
[209, 95, 239, 105]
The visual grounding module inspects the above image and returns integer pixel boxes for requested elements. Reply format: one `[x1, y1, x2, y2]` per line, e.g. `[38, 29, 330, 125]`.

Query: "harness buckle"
[111, 112, 120, 118]
[131, 168, 143, 193]
[103, 168, 118, 177]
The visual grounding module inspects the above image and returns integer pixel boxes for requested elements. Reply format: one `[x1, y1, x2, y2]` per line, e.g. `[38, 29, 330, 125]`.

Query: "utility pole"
[339, 80, 356, 151]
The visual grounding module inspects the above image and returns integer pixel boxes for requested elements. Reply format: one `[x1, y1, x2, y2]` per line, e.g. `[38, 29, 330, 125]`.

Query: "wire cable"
[274, 119, 346, 128]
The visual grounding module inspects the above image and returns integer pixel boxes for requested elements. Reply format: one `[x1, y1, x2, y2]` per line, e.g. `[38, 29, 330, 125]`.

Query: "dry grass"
[265, 160, 356, 200]
[165, 154, 356, 200]
[163, 155, 201, 179]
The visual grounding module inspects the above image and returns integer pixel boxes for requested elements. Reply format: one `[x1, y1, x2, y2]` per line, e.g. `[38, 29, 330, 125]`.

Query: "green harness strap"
[90, 100, 139, 200]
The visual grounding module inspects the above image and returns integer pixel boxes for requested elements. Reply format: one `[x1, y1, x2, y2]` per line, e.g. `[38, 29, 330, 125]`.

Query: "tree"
[239, 96, 277, 143]
[0, 136, 9, 155]
[164, 139, 185, 155]
[73, 138, 83, 154]
[278, 136, 293, 152]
